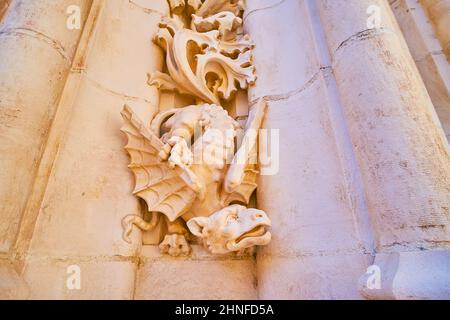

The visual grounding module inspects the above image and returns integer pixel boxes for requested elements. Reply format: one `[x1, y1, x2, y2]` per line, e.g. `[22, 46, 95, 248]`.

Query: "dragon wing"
[222, 98, 267, 205]
[121, 105, 197, 222]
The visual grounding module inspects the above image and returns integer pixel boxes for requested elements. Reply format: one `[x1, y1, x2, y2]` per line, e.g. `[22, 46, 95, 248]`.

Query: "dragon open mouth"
[227, 222, 272, 251]
[235, 225, 268, 244]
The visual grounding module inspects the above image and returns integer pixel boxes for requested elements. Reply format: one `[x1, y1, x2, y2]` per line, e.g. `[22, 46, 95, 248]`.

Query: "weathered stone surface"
[391, 0, 450, 141]
[258, 254, 370, 300]
[22, 257, 136, 300]
[245, 0, 320, 102]
[0, 260, 29, 299]
[318, 0, 450, 250]
[420, 0, 450, 61]
[0, 0, 91, 253]
[135, 246, 257, 300]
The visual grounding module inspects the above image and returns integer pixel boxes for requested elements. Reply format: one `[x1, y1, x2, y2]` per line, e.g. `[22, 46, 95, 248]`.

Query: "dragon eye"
[227, 214, 238, 223]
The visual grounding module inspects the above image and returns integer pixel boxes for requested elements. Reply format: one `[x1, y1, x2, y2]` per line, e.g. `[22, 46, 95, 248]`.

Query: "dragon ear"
[187, 217, 210, 237]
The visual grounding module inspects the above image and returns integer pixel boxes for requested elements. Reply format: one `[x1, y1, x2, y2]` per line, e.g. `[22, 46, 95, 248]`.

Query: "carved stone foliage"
[121, 0, 271, 256]
[149, 0, 255, 105]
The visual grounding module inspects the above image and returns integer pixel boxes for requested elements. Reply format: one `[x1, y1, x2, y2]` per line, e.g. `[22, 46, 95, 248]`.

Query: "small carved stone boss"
[120, 0, 271, 256]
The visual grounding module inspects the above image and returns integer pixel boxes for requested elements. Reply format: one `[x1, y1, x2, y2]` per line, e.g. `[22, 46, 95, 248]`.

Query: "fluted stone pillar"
[317, 0, 450, 299]
[0, 0, 92, 254]
[246, 0, 373, 299]
[421, 0, 450, 61]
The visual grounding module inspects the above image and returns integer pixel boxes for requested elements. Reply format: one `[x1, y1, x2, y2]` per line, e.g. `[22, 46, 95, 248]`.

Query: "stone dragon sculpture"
[121, 0, 271, 256]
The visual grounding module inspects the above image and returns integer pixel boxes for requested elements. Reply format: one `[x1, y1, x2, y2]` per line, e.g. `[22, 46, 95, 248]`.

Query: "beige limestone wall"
[0, 0, 92, 254]
[246, 0, 373, 299]
[390, 0, 450, 141]
[420, 0, 450, 61]
[317, 0, 450, 299]
[135, 247, 257, 300]
[17, 0, 163, 299]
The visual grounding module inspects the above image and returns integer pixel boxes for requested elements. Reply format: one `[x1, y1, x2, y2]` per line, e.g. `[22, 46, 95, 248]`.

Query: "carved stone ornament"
[121, 0, 271, 256]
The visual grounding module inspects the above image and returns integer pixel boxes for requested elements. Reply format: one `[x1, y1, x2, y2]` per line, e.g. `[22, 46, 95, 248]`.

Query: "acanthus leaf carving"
[191, 12, 242, 40]
[195, 0, 245, 18]
[168, 0, 203, 15]
[149, 5, 255, 105]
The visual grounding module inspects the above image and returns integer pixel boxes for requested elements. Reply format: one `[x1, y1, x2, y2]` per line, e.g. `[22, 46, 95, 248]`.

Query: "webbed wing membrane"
[223, 99, 267, 205]
[223, 162, 259, 205]
[121, 105, 196, 222]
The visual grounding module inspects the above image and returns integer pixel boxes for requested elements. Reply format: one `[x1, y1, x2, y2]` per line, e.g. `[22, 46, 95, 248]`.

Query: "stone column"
[317, 0, 450, 299]
[420, 0, 450, 61]
[0, 0, 92, 254]
[246, 0, 373, 299]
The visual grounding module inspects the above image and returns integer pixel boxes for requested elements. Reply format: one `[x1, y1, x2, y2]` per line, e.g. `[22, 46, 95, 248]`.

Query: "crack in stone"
[243, 0, 287, 22]
[138, 246, 255, 262]
[139, 254, 254, 263]
[335, 28, 380, 54]
[0, 27, 70, 62]
[17, 253, 140, 264]
[83, 71, 157, 106]
[14, 253, 256, 269]
[128, 0, 165, 16]
[378, 239, 450, 252]
[333, 28, 397, 58]
[258, 247, 375, 259]
[250, 66, 332, 105]
[131, 257, 140, 300]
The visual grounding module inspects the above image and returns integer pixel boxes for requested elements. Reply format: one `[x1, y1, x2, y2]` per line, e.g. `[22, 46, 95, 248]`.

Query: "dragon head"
[187, 204, 271, 254]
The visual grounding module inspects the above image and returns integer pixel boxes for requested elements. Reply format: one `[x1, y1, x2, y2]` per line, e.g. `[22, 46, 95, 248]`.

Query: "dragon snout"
[252, 211, 265, 220]
[248, 209, 271, 226]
